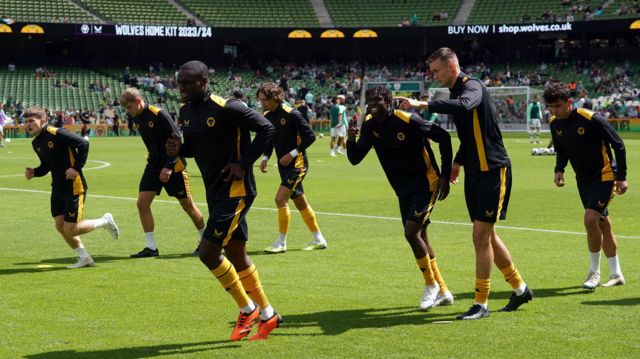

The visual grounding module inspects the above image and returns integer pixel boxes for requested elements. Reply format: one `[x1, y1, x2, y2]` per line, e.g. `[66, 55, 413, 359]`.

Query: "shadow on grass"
[23, 340, 239, 359]
[453, 285, 589, 301]
[271, 306, 458, 336]
[582, 297, 640, 306]
[1, 253, 200, 276]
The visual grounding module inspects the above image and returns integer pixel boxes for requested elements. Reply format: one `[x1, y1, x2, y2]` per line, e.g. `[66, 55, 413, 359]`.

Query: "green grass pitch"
[1, 132, 639, 358]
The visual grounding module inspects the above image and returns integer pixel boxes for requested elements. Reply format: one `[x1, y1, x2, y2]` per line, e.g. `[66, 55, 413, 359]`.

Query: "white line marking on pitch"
[1, 186, 638, 239]
[0, 160, 111, 178]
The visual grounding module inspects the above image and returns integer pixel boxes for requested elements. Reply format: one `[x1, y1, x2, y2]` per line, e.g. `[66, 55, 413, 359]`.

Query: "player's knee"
[274, 197, 288, 208]
[55, 222, 65, 234]
[136, 198, 150, 211]
[62, 224, 79, 237]
[584, 212, 601, 228]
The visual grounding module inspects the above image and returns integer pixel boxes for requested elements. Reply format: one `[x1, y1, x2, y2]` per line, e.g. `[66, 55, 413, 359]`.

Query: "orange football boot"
[230, 308, 259, 341]
[249, 313, 282, 340]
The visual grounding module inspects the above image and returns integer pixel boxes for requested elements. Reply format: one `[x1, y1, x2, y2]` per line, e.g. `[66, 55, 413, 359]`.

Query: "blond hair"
[120, 87, 142, 104]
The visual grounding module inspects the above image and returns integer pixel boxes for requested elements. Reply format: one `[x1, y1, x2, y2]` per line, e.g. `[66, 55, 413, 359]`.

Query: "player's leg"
[226, 236, 281, 340]
[55, 215, 94, 268]
[166, 169, 205, 253]
[199, 198, 260, 341]
[400, 193, 439, 310]
[264, 185, 292, 254]
[423, 227, 453, 307]
[178, 195, 205, 246]
[130, 191, 159, 257]
[61, 192, 119, 239]
[583, 208, 604, 289]
[293, 194, 326, 250]
[491, 229, 533, 311]
[599, 215, 625, 286]
[534, 124, 541, 143]
[528, 126, 534, 143]
[329, 127, 337, 157]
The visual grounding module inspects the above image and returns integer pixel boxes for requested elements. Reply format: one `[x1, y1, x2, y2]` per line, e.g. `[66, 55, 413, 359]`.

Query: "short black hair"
[179, 60, 209, 79]
[365, 85, 392, 105]
[543, 81, 571, 103]
[427, 47, 458, 65]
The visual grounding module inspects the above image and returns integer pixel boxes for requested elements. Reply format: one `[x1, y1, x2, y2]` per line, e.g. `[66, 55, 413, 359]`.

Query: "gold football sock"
[277, 206, 290, 235]
[416, 255, 436, 286]
[211, 257, 251, 309]
[300, 206, 320, 233]
[500, 263, 524, 290]
[238, 264, 270, 309]
[430, 257, 449, 294]
[475, 278, 491, 305]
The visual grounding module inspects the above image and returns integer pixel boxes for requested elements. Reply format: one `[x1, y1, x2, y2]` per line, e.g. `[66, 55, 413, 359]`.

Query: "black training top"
[550, 108, 627, 184]
[428, 73, 510, 173]
[347, 110, 452, 196]
[263, 103, 316, 170]
[32, 125, 89, 195]
[132, 103, 184, 171]
[178, 93, 275, 200]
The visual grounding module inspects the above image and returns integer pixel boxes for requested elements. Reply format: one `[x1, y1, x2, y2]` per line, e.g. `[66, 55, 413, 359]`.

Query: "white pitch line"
[0, 160, 111, 178]
[1, 186, 638, 239]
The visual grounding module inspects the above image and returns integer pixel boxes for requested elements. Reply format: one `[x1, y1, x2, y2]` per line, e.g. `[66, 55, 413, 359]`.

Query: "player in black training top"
[120, 88, 205, 258]
[347, 85, 454, 311]
[544, 81, 628, 290]
[400, 47, 532, 320]
[24, 107, 119, 269]
[257, 82, 327, 254]
[166, 61, 280, 341]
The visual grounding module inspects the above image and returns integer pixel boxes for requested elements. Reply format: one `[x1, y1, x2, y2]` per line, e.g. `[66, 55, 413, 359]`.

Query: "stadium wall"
[1, 19, 639, 66]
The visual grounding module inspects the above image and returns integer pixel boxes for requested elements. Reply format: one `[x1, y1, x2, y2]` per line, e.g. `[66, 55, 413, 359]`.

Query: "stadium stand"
[177, 0, 320, 27]
[467, 0, 640, 24]
[324, 0, 460, 27]
[76, 0, 187, 25]
[0, 0, 96, 23]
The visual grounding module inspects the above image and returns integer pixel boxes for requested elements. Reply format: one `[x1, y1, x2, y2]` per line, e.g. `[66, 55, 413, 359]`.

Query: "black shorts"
[139, 163, 191, 199]
[398, 188, 438, 227]
[464, 166, 512, 223]
[279, 166, 306, 199]
[203, 196, 254, 247]
[578, 181, 614, 216]
[51, 190, 86, 223]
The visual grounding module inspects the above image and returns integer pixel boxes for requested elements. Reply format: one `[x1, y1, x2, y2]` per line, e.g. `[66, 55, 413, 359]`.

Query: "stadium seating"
[0, 0, 95, 23]
[467, 0, 640, 24]
[77, 0, 187, 25]
[324, 0, 460, 27]
[177, 0, 319, 27]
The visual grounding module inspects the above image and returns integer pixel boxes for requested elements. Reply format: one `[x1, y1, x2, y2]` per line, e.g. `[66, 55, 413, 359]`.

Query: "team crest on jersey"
[577, 127, 585, 135]
[207, 117, 216, 127]
[397, 132, 405, 141]
[148, 121, 154, 128]
[213, 229, 224, 238]
[280, 118, 287, 125]
[48, 141, 54, 148]
[485, 210, 496, 217]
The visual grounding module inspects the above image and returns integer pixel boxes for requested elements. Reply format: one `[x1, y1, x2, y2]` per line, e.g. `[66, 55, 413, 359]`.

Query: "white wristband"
[289, 149, 299, 157]
[262, 155, 269, 161]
